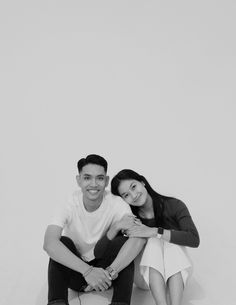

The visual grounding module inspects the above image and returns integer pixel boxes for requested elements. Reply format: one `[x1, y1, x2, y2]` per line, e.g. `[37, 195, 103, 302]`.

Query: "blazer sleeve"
[169, 199, 200, 248]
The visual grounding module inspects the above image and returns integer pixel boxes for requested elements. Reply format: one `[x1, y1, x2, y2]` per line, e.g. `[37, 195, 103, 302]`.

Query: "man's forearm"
[44, 240, 90, 275]
[109, 237, 146, 273]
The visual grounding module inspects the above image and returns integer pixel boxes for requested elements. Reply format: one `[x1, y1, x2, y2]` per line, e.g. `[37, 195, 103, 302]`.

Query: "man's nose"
[90, 178, 98, 186]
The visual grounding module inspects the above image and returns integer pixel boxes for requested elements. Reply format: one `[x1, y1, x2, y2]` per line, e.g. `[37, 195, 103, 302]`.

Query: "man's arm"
[43, 225, 90, 274]
[108, 237, 146, 274]
[43, 225, 111, 291]
[99, 216, 146, 275]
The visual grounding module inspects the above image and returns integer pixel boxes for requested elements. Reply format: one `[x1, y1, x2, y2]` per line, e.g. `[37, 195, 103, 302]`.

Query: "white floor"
[35, 278, 204, 305]
[32, 273, 218, 305]
[68, 278, 205, 305]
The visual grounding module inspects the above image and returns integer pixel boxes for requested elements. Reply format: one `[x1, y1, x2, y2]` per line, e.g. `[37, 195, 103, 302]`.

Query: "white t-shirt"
[50, 190, 132, 261]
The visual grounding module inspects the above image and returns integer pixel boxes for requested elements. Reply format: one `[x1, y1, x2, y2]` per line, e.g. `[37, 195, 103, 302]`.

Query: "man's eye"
[98, 177, 104, 181]
[84, 177, 90, 180]
[124, 194, 129, 199]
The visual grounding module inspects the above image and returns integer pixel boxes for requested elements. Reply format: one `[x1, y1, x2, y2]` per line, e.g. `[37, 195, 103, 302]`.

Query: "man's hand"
[84, 267, 112, 292]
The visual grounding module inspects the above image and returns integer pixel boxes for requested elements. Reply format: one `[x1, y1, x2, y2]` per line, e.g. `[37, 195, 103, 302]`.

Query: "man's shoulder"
[104, 190, 124, 203]
[104, 190, 130, 208]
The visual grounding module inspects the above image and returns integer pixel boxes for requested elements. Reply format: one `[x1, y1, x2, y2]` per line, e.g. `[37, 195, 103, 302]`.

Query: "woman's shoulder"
[162, 197, 188, 213]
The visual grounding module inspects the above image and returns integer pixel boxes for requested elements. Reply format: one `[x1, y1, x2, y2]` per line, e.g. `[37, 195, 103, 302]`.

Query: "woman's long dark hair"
[111, 169, 171, 225]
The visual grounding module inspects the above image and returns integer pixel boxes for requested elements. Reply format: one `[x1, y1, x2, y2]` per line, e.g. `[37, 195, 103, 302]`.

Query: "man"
[43, 154, 146, 305]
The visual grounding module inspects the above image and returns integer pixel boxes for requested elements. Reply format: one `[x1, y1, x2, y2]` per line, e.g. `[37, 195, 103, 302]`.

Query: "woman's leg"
[167, 272, 184, 305]
[47, 236, 87, 305]
[149, 267, 168, 305]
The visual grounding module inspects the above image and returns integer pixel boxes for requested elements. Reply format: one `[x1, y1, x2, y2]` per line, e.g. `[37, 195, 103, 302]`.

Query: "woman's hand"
[125, 224, 157, 238]
[116, 214, 140, 231]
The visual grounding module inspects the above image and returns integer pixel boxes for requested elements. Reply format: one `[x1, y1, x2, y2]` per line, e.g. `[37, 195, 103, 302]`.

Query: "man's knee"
[109, 235, 128, 254]
[60, 236, 76, 253]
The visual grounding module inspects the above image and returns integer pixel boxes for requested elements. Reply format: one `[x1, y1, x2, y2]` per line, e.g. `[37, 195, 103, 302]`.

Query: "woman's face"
[118, 179, 148, 207]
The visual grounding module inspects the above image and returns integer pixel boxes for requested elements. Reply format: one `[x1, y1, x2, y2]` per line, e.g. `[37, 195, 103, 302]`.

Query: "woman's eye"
[132, 184, 136, 190]
[124, 194, 129, 199]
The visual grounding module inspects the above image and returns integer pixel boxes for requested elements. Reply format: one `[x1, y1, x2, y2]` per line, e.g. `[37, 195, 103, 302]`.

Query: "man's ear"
[105, 175, 110, 187]
[76, 175, 81, 187]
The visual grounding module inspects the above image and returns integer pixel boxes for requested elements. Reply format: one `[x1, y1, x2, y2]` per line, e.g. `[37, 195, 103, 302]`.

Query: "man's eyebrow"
[83, 174, 105, 177]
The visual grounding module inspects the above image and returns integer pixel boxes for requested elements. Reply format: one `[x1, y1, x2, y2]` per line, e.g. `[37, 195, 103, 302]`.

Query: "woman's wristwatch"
[106, 266, 118, 280]
[156, 227, 164, 239]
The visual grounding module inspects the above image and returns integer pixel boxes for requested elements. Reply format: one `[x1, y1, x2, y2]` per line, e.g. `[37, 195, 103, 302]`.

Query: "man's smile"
[87, 189, 100, 194]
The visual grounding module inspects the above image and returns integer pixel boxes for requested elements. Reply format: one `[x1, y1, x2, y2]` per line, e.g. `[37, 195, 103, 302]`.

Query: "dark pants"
[47, 235, 134, 305]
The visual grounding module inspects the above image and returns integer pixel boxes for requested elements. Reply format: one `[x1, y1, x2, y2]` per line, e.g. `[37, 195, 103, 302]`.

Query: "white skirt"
[134, 237, 192, 290]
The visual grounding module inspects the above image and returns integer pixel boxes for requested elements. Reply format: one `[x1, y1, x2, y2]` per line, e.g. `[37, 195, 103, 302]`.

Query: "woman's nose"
[130, 192, 136, 200]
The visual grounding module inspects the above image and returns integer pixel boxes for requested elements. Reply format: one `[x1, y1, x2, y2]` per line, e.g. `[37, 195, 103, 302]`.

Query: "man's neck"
[83, 196, 103, 212]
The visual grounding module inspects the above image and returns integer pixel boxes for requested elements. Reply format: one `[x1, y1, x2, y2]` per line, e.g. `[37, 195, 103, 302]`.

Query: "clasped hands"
[83, 266, 112, 292]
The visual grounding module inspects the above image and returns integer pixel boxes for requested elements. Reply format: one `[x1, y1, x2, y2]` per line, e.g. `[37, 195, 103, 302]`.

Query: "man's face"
[77, 163, 109, 206]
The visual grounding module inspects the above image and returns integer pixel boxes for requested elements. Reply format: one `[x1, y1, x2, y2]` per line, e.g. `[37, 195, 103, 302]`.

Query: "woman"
[110, 169, 200, 305]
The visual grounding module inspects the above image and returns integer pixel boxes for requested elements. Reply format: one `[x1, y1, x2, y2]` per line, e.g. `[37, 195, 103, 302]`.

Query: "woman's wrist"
[152, 227, 165, 239]
[162, 228, 171, 242]
[151, 227, 159, 237]
[153, 227, 171, 242]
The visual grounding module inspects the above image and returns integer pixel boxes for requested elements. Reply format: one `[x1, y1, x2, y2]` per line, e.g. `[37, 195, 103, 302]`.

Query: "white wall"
[0, 1, 235, 305]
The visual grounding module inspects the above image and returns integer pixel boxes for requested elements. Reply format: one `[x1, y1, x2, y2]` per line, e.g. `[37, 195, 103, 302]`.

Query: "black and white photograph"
[0, 2, 235, 305]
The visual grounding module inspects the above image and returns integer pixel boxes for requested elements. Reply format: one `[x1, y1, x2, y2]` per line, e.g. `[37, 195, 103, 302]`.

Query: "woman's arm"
[166, 199, 200, 247]
[124, 200, 200, 248]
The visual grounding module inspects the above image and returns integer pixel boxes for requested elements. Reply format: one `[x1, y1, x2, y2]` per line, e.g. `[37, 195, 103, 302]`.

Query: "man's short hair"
[77, 154, 108, 173]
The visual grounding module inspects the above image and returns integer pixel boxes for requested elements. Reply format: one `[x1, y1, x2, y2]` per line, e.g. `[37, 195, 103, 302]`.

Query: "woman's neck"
[139, 193, 154, 218]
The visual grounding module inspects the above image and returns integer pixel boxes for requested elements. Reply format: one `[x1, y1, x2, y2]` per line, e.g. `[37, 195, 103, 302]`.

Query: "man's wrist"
[106, 266, 118, 280]
[82, 266, 93, 278]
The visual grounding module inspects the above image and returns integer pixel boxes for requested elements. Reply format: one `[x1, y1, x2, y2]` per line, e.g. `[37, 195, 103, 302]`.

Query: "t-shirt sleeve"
[111, 196, 133, 223]
[50, 203, 72, 228]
